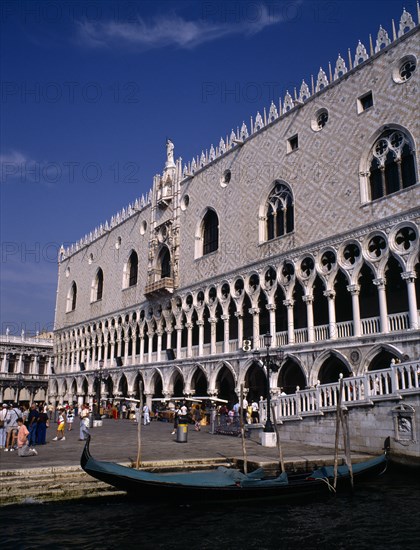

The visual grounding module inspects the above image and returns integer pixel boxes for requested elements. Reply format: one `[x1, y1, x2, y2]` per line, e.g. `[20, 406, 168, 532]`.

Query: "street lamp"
[16, 372, 24, 405]
[95, 360, 105, 420]
[263, 333, 274, 432]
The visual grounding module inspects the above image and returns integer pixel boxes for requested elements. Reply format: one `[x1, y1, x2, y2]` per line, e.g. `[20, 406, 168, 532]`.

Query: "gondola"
[80, 436, 387, 503]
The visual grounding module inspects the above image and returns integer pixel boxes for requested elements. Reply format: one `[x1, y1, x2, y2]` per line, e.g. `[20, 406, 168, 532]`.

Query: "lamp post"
[16, 372, 24, 405]
[95, 360, 105, 420]
[263, 332, 274, 433]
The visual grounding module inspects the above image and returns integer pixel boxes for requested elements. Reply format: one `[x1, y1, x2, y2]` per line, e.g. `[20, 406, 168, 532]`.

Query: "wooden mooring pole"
[271, 404, 285, 473]
[239, 384, 248, 474]
[136, 381, 143, 469]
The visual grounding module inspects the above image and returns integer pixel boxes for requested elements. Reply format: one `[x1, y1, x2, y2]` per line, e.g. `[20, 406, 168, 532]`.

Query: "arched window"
[202, 209, 219, 255]
[369, 130, 416, 200]
[91, 268, 104, 301]
[159, 246, 171, 278]
[128, 251, 138, 286]
[67, 282, 77, 312]
[266, 182, 294, 240]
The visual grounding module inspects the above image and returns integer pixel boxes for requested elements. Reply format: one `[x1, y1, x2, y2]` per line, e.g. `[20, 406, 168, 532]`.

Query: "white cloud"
[0, 150, 30, 184]
[77, 6, 285, 50]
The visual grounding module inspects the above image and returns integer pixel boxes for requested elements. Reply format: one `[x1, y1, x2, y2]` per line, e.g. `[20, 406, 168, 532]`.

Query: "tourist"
[193, 405, 202, 431]
[251, 401, 260, 423]
[52, 408, 66, 441]
[112, 404, 118, 421]
[27, 403, 39, 446]
[171, 405, 180, 435]
[143, 404, 150, 425]
[4, 403, 22, 452]
[121, 402, 128, 419]
[16, 417, 38, 457]
[0, 403, 7, 448]
[79, 404, 90, 441]
[36, 405, 49, 445]
[67, 406, 74, 431]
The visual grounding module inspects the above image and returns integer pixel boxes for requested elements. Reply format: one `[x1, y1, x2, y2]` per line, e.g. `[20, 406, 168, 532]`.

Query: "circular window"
[181, 194, 190, 211]
[393, 55, 417, 83]
[220, 169, 231, 188]
[311, 108, 329, 132]
[140, 220, 147, 235]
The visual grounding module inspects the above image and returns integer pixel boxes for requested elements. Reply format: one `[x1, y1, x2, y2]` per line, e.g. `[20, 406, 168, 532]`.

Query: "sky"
[0, 0, 414, 336]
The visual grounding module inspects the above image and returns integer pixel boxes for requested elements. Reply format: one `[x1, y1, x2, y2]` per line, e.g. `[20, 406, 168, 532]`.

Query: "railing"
[0, 335, 53, 346]
[213, 414, 241, 436]
[71, 309, 418, 369]
[262, 360, 420, 423]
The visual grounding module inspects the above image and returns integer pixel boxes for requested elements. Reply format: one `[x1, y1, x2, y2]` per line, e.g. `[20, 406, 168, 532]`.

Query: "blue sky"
[0, 0, 412, 335]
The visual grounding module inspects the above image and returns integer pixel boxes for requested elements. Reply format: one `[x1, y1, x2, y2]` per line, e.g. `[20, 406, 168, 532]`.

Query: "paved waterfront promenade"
[0, 417, 374, 471]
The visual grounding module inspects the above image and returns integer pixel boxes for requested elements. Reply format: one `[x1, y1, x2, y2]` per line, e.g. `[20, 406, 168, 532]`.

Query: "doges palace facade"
[52, 7, 420, 411]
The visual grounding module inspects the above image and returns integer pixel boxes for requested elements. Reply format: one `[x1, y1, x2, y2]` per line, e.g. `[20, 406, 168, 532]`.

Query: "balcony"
[144, 277, 175, 297]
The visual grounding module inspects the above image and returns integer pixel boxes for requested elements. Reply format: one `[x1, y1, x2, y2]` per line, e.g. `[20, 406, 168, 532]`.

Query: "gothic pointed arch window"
[91, 268, 104, 302]
[202, 209, 219, 255]
[266, 181, 294, 241]
[67, 281, 77, 312]
[123, 250, 138, 288]
[159, 246, 171, 279]
[368, 129, 417, 201]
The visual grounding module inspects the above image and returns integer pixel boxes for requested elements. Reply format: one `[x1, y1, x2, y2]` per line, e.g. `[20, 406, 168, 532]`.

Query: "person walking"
[66, 406, 74, 431]
[79, 404, 90, 441]
[193, 405, 202, 431]
[52, 408, 66, 441]
[143, 404, 150, 425]
[0, 403, 8, 449]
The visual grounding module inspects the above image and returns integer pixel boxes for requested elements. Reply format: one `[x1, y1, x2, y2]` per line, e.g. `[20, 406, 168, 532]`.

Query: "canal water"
[1, 465, 419, 550]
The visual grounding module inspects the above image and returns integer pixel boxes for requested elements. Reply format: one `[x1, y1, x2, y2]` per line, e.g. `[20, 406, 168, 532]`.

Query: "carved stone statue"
[166, 139, 175, 168]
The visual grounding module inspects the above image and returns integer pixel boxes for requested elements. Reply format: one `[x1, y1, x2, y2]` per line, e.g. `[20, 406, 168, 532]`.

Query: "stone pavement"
[0, 417, 374, 472]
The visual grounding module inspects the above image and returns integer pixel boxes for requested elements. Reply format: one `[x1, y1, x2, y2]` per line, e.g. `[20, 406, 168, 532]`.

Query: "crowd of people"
[0, 398, 266, 456]
[0, 401, 93, 457]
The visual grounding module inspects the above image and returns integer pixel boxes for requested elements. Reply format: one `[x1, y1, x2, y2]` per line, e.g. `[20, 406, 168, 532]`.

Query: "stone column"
[250, 308, 260, 348]
[266, 304, 276, 343]
[110, 337, 116, 368]
[283, 300, 295, 344]
[1, 353, 8, 373]
[221, 315, 230, 353]
[402, 271, 419, 330]
[234, 311, 243, 349]
[197, 320, 204, 356]
[175, 325, 183, 359]
[17, 353, 23, 373]
[131, 333, 137, 365]
[303, 295, 314, 343]
[373, 278, 389, 333]
[156, 330, 163, 362]
[185, 323, 192, 357]
[32, 354, 39, 375]
[122, 337, 128, 366]
[209, 318, 217, 355]
[139, 335, 145, 365]
[147, 333, 154, 364]
[347, 285, 361, 337]
[324, 289, 337, 340]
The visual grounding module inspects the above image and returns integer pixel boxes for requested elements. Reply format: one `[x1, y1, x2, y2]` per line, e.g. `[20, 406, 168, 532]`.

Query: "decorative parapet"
[179, 6, 419, 181]
[59, 192, 152, 262]
[58, 6, 419, 261]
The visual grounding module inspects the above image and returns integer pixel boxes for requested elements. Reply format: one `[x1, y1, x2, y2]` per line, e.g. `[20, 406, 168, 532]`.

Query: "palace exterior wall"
[177, 30, 419, 289]
[55, 206, 152, 329]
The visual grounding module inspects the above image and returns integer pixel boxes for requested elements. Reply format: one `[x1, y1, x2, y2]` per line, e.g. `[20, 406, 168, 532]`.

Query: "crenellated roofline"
[59, 5, 419, 263]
